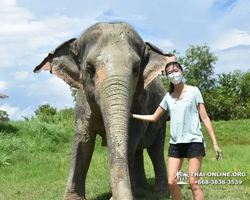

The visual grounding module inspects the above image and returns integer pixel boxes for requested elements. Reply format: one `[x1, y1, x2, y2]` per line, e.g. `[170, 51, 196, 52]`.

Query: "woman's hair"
[165, 61, 183, 94]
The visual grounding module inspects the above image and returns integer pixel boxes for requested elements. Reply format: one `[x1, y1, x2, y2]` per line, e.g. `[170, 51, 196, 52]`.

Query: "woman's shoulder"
[162, 92, 171, 99]
[186, 85, 200, 92]
[163, 92, 170, 97]
[186, 85, 196, 89]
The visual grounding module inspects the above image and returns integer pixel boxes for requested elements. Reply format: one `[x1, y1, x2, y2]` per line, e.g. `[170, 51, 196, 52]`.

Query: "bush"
[231, 102, 250, 120]
[32, 106, 75, 125]
[34, 104, 57, 116]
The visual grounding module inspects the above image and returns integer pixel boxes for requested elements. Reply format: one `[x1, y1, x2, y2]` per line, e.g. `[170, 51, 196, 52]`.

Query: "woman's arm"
[198, 103, 217, 144]
[131, 106, 166, 122]
[198, 103, 222, 160]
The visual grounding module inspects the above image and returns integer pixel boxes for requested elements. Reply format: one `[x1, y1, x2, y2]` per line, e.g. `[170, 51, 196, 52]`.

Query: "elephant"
[34, 22, 176, 200]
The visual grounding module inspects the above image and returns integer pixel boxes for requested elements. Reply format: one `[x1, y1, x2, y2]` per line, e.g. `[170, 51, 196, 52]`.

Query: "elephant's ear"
[33, 38, 83, 90]
[142, 42, 176, 89]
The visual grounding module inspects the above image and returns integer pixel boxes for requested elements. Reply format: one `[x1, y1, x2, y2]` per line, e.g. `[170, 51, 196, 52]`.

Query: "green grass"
[0, 118, 250, 200]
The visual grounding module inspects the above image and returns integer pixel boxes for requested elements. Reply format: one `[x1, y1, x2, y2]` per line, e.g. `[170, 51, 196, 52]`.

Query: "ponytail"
[169, 82, 174, 94]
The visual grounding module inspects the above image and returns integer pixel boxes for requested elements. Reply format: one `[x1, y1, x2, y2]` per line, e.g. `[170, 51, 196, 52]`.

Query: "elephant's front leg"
[64, 134, 96, 200]
[131, 149, 148, 190]
[63, 89, 95, 200]
[128, 114, 149, 192]
[147, 124, 170, 195]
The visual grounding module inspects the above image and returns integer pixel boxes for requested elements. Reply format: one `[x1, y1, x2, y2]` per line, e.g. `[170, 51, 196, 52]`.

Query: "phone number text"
[195, 180, 243, 185]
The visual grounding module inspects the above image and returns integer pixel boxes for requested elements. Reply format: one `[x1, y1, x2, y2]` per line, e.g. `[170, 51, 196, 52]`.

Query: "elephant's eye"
[133, 63, 140, 75]
[87, 64, 95, 75]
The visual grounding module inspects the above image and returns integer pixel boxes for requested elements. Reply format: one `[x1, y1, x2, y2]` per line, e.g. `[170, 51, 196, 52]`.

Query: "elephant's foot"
[130, 182, 148, 200]
[131, 178, 148, 190]
[63, 189, 86, 200]
[131, 181, 148, 193]
[153, 181, 170, 195]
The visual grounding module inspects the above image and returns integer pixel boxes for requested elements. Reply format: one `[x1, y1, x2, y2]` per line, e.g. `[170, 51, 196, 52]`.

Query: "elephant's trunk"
[100, 75, 133, 200]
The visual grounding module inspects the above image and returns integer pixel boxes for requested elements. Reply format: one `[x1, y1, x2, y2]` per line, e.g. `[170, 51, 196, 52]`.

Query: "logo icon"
[175, 171, 189, 185]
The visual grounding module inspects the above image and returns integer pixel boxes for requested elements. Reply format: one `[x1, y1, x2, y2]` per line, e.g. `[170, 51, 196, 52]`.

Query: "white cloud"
[132, 15, 147, 21]
[28, 76, 73, 102]
[27, 75, 75, 113]
[45, 77, 72, 96]
[160, 40, 174, 47]
[0, 103, 34, 121]
[212, 29, 250, 50]
[144, 38, 174, 50]
[0, 81, 7, 90]
[0, 2, 94, 68]
[56, 7, 67, 12]
[13, 71, 36, 81]
[96, 13, 126, 22]
[0, 0, 16, 9]
[183, 16, 206, 23]
[214, 46, 250, 74]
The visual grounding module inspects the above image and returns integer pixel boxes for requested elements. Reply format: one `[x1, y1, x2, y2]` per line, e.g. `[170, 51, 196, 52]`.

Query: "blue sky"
[0, 0, 250, 120]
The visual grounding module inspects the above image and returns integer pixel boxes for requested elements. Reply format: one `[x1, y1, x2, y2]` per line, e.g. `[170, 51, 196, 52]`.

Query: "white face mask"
[168, 72, 183, 84]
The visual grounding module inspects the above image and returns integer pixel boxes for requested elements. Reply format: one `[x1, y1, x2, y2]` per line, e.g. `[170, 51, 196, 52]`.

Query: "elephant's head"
[34, 22, 175, 199]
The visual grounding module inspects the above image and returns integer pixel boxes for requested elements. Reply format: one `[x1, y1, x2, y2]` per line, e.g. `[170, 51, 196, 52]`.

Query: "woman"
[131, 61, 222, 200]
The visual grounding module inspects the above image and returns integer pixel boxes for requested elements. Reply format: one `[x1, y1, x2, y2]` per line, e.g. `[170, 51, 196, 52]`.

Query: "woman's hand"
[213, 144, 222, 160]
[129, 107, 165, 122]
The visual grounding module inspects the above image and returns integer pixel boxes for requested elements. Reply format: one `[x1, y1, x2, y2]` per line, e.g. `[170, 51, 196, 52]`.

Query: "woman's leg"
[188, 156, 204, 200]
[168, 157, 184, 200]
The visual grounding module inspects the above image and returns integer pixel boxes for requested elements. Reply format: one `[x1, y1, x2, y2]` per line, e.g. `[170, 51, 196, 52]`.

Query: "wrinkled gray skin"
[34, 22, 176, 200]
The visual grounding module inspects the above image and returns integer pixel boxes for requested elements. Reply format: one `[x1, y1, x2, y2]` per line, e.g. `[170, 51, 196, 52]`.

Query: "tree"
[0, 94, 9, 122]
[217, 70, 241, 100]
[203, 70, 250, 120]
[0, 110, 10, 122]
[178, 44, 218, 91]
[239, 70, 250, 104]
[204, 71, 241, 120]
[34, 103, 57, 116]
[70, 87, 77, 102]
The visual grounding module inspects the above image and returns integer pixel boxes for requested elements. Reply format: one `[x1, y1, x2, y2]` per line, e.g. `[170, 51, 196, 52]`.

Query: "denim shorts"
[168, 142, 206, 158]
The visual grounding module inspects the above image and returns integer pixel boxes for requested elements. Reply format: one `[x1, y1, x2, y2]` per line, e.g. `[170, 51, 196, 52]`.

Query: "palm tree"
[0, 93, 8, 99]
[183, 173, 189, 182]
[174, 171, 183, 181]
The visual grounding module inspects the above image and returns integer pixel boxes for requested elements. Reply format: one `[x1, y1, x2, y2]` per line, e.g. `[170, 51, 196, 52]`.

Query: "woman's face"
[166, 64, 182, 77]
